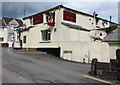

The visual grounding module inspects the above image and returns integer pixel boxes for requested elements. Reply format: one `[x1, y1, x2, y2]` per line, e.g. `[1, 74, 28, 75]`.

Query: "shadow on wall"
[37, 48, 61, 58]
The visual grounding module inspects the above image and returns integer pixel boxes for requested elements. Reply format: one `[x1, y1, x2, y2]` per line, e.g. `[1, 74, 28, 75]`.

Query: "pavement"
[2, 48, 112, 84]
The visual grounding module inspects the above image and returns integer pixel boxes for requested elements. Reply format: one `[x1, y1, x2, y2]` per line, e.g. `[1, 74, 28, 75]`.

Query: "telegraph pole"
[24, 4, 26, 17]
[110, 15, 112, 26]
[24, 3, 26, 17]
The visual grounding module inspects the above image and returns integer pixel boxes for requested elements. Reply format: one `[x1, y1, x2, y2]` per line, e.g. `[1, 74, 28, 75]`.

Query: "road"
[2, 48, 110, 84]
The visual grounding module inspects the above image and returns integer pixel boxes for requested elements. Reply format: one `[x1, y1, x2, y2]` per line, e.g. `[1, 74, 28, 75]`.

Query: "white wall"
[14, 7, 111, 63]
[0, 28, 8, 43]
[70, 41, 109, 63]
[109, 43, 120, 59]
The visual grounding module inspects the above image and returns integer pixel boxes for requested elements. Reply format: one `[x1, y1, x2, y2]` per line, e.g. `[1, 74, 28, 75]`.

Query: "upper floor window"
[9, 33, 14, 41]
[10, 24, 16, 29]
[103, 20, 108, 25]
[41, 29, 51, 41]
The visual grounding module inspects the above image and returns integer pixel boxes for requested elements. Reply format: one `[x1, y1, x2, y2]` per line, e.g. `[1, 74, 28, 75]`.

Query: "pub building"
[14, 5, 117, 63]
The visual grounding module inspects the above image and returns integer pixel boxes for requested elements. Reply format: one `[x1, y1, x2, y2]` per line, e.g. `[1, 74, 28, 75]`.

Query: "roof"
[14, 19, 23, 26]
[1, 17, 23, 27]
[23, 5, 118, 25]
[61, 22, 90, 31]
[103, 27, 120, 42]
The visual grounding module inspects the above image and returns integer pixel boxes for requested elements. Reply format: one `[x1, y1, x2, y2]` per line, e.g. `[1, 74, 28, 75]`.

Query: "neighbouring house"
[0, 17, 23, 47]
[103, 27, 120, 59]
[14, 5, 118, 63]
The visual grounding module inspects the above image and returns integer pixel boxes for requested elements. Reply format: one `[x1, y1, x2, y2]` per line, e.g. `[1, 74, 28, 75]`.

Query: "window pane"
[41, 29, 51, 41]
[9, 33, 14, 41]
[0, 38, 4, 41]
[48, 30, 51, 40]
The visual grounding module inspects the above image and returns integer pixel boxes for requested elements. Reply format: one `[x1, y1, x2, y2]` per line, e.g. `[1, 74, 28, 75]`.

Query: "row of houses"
[1, 5, 120, 63]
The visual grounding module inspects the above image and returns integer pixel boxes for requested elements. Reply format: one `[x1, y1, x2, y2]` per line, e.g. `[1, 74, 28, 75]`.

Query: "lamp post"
[110, 15, 112, 26]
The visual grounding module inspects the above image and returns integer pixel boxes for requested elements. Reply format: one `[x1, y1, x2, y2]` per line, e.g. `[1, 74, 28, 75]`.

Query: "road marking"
[83, 75, 112, 84]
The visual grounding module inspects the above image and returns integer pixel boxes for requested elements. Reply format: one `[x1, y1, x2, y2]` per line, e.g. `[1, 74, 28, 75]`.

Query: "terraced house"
[14, 5, 118, 63]
[0, 17, 23, 47]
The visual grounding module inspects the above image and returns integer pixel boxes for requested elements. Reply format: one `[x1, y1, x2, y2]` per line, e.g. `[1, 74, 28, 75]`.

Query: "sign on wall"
[63, 10, 76, 23]
[33, 15, 43, 25]
[46, 12, 55, 26]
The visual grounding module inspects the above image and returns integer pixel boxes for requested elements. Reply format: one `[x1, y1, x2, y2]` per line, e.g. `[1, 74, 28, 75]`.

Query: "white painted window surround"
[41, 29, 51, 41]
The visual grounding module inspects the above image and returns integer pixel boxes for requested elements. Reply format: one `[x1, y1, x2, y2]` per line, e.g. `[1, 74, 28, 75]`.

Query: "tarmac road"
[2, 48, 111, 84]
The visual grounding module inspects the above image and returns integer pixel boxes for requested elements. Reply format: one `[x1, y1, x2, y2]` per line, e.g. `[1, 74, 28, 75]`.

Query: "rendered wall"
[14, 7, 111, 63]
[0, 28, 8, 43]
[109, 43, 120, 59]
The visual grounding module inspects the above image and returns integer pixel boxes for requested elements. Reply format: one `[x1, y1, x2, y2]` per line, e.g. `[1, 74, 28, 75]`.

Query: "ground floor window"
[17, 33, 19, 41]
[23, 36, 26, 43]
[9, 33, 14, 41]
[41, 29, 51, 41]
[0, 37, 4, 42]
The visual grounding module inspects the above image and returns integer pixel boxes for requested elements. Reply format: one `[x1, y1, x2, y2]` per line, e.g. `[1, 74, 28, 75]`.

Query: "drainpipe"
[93, 12, 96, 29]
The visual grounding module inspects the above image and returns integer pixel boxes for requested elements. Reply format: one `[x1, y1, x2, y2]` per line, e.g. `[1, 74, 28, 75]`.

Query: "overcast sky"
[1, 1, 119, 23]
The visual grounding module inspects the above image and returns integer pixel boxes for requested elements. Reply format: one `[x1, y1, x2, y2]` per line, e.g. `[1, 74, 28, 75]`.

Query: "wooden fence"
[89, 58, 120, 81]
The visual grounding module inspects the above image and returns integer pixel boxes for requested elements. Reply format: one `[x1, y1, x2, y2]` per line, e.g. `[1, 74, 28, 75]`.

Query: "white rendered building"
[14, 5, 118, 63]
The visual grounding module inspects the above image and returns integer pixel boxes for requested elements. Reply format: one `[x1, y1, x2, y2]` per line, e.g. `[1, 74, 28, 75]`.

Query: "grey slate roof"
[103, 27, 120, 42]
[15, 19, 23, 26]
[0, 17, 23, 27]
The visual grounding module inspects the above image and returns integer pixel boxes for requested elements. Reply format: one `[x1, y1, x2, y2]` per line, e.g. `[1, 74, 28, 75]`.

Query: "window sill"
[39, 41, 51, 43]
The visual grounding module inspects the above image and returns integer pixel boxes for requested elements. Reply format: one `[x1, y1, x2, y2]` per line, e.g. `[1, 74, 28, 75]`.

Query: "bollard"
[116, 49, 120, 81]
[89, 58, 98, 76]
[116, 49, 120, 61]
[117, 60, 120, 81]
